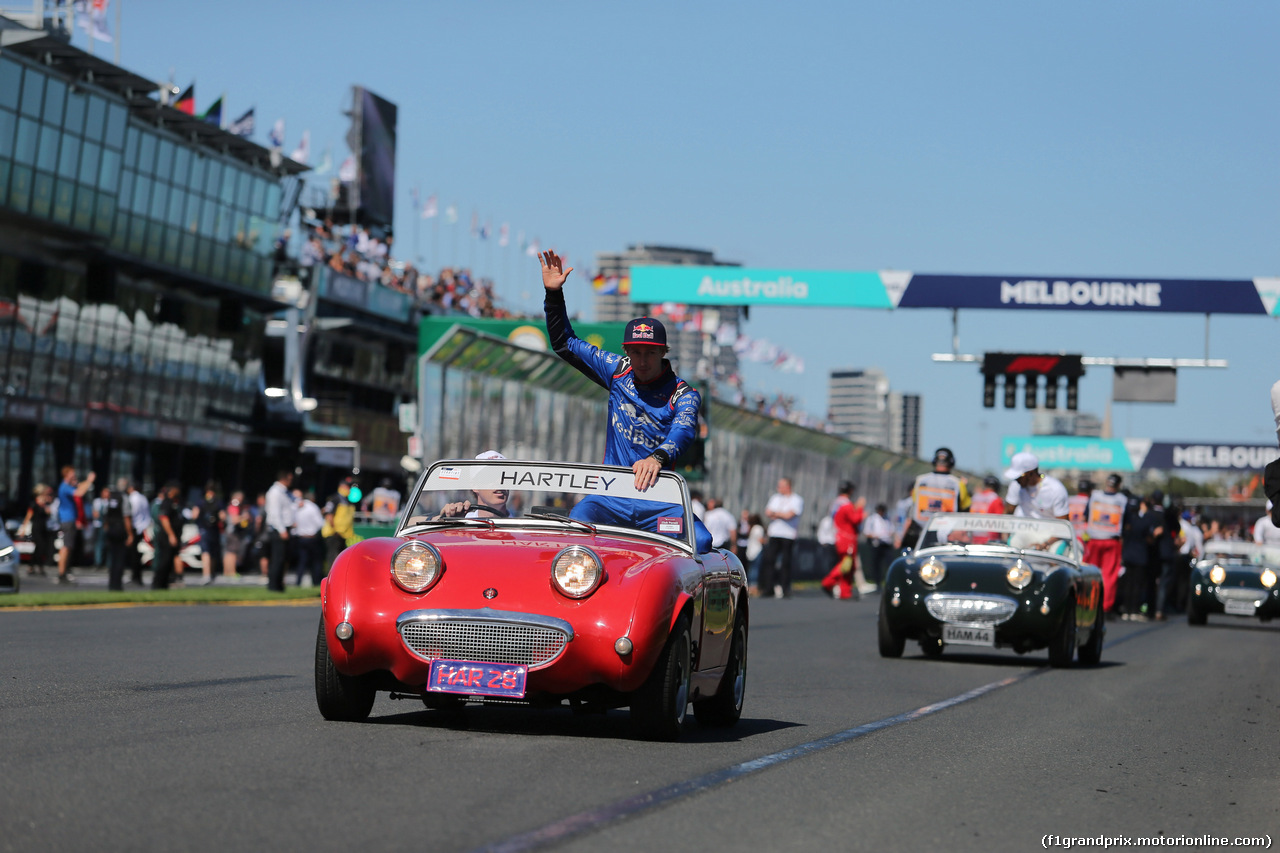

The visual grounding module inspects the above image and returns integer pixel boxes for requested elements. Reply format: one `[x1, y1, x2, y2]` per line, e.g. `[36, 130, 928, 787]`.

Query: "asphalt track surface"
[2, 594, 1277, 852]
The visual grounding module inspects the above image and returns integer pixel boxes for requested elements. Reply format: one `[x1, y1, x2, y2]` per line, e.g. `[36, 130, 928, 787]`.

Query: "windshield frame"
[916, 512, 1081, 563]
[397, 459, 696, 554]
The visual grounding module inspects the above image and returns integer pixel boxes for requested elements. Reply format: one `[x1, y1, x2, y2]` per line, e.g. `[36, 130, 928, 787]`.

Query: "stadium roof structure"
[0, 25, 309, 177]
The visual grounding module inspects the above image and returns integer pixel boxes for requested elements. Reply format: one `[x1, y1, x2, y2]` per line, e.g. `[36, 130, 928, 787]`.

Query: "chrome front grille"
[925, 593, 1018, 626]
[1215, 587, 1267, 605]
[397, 609, 573, 669]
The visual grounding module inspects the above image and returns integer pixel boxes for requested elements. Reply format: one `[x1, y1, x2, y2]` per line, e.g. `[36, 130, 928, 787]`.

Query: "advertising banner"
[1001, 436, 1139, 471]
[627, 267, 1280, 316]
[629, 267, 893, 309]
[1141, 442, 1279, 471]
[419, 316, 625, 357]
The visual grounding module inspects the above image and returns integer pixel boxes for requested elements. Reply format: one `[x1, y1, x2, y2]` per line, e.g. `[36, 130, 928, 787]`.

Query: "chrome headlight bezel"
[1261, 569, 1277, 589]
[551, 546, 603, 599]
[1208, 565, 1226, 585]
[1006, 559, 1033, 590]
[391, 540, 443, 593]
[917, 557, 946, 587]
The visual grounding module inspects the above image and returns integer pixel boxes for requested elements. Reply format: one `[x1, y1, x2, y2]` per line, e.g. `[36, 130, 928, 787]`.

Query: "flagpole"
[114, 0, 121, 65]
[414, 188, 421, 266]
[432, 195, 439, 272]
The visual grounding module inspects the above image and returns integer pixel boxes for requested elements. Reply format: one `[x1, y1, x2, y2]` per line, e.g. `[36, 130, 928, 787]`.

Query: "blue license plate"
[426, 659, 527, 698]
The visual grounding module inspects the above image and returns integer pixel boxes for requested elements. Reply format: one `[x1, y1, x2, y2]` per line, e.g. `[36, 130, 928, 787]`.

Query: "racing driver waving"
[540, 250, 713, 553]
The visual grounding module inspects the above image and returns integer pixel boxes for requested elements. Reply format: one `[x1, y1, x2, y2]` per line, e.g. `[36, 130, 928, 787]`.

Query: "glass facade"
[0, 54, 282, 294]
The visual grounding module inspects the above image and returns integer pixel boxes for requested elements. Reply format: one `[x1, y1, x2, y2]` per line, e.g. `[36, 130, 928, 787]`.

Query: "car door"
[696, 550, 735, 669]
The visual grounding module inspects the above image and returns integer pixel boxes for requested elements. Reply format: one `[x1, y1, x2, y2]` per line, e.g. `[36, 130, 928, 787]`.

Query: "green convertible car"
[1188, 540, 1280, 625]
[878, 513, 1104, 667]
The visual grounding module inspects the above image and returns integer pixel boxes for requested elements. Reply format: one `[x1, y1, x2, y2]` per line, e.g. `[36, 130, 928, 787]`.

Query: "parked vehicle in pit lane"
[1188, 540, 1280, 625]
[137, 522, 203, 571]
[0, 520, 18, 593]
[878, 513, 1104, 667]
[315, 458, 749, 740]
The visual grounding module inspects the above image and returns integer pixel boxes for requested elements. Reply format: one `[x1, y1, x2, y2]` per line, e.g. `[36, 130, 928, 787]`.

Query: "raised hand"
[540, 250, 573, 290]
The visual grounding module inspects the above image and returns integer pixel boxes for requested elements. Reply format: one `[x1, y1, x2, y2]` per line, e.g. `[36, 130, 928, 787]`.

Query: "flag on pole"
[74, 0, 112, 43]
[479, 221, 490, 240]
[338, 155, 357, 183]
[525, 238, 541, 258]
[290, 130, 310, 164]
[410, 187, 420, 213]
[227, 107, 254, 137]
[313, 147, 332, 175]
[499, 223, 510, 247]
[174, 83, 196, 116]
[421, 194, 438, 219]
[198, 95, 223, 127]
[267, 119, 285, 150]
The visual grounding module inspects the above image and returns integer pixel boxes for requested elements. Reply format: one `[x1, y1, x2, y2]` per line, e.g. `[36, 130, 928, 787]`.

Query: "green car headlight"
[392, 541, 442, 593]
[918, 557, 946, 586]
[1006, 560, 1033, 590]
[1262, 569, 1277, 589]
[1209, 565, 1226, 585]
[552, 546, 603, 598]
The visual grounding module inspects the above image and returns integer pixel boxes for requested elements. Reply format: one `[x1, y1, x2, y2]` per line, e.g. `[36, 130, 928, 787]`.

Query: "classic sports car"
[0, 521, 17, 593]
[315, 458, 749, 740]
[137, 522, 203, 571]
[878, 513, 1104, 667]
[1188, 540, 1280, 625]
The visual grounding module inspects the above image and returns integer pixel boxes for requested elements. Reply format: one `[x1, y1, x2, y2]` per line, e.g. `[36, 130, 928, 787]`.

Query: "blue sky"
[102, 1, 1278, 473]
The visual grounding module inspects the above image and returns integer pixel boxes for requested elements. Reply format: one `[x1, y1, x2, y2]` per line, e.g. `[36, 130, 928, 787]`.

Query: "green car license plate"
[943, 624, 994, 646]
[1224, 600, 1258, 616]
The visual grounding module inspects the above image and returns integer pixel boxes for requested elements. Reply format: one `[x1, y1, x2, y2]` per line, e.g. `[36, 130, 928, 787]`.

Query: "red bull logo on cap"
[631, 323, 655, 338]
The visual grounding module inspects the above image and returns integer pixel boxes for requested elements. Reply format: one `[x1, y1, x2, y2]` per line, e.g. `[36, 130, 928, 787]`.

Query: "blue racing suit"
[545, 288, 713, 552]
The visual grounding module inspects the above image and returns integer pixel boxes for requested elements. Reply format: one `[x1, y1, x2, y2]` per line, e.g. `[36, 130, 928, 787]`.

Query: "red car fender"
[617, 553, 697, 685]
[321, 538, 404, 676]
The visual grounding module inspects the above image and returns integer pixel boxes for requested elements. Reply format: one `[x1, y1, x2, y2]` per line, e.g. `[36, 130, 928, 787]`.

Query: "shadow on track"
[365, 703, 802, 742]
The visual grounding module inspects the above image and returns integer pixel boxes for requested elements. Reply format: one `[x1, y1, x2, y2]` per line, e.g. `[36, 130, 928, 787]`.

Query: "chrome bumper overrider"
[397, 608, 574, 670]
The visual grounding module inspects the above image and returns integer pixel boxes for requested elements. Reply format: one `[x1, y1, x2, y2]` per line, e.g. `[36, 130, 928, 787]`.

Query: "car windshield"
[918, 513, 1079, 558]
[401, 459, 694, 550]
[1202, 540, 1280, 568]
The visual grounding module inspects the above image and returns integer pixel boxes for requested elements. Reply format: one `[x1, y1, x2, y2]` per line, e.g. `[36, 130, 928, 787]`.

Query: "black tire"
[631, 613, 692, 741]
[314, 617, 376, 721]
[878, 595, 905, 658]
[694, 610, 747, 727]
[1076, 605, 1105, 666]
[919, 635, 944, 658]
[1187, 596, 1207, 626]
[1048, 600, 1077, 668]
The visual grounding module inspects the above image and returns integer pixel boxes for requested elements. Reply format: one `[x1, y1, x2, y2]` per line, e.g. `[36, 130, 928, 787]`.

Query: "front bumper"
[884, 580, 1066, 649]
[1192, 580, 1280, 618]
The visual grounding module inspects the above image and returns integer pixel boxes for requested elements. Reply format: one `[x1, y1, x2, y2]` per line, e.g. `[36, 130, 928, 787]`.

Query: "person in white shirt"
[1003, 452, 1070, 520]
[758, 477, 804, 598]
[264, 470, 296, 592]
[127, 482, 151, 586]
[438, 451, 516, 519]
[860, 503, 896, 590]
[291, 488, 326, 587]
[703, 498, 737, 551]
[1254, 501, 1280, 546]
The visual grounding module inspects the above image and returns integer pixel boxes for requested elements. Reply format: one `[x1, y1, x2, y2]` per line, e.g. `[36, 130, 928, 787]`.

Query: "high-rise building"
[592, 244, 742, 384]
[829, 369, 922, 456]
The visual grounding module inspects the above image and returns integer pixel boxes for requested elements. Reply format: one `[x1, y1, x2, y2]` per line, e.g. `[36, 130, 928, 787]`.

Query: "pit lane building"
[0, 13, 307, 511]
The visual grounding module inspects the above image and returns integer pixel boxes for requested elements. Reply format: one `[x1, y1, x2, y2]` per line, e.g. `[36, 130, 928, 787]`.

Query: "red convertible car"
[315, 459, 749, 740]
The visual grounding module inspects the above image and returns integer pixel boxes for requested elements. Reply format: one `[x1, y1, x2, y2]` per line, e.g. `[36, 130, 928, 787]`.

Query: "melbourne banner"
[628, 267, 1280, 315]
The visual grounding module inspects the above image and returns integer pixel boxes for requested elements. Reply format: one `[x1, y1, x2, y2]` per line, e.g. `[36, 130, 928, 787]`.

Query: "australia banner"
[1002, 437, 1279, 472]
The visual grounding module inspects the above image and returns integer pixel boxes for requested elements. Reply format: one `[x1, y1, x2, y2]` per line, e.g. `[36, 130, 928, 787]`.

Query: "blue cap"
[623, 317, 667, 347]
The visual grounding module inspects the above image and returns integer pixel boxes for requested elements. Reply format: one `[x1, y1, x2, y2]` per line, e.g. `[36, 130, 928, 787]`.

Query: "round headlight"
[918, 557, 946, 586]
[552, 546, 602, 598]
[1007, 559, 1033, 590]
[1262, 569, 1277, 589]
[1209, 565, 1226, 585]
[392, 541, 442, 593]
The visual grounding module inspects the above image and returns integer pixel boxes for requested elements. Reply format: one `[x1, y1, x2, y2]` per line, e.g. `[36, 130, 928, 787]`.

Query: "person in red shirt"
[967, 475, 1006, 544]
[821, 481, 866, 601]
